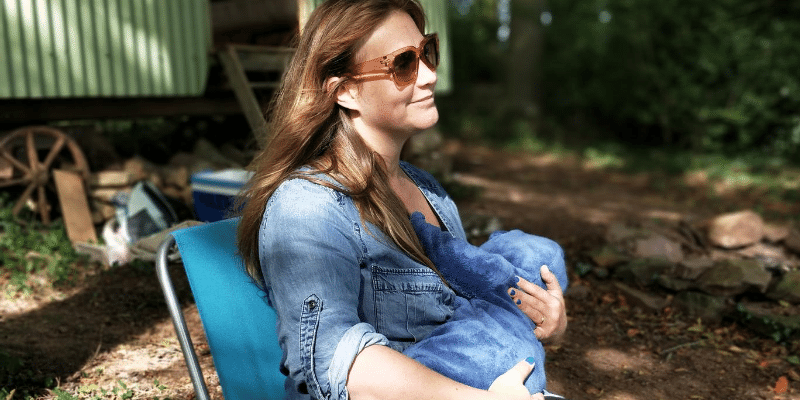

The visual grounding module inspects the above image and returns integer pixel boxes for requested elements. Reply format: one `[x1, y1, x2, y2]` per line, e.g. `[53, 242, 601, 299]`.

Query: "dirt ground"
[2, 142, 799, 400]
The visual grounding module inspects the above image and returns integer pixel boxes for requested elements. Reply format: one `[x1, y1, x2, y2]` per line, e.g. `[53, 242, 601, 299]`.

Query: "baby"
[404, 212, 568, 395]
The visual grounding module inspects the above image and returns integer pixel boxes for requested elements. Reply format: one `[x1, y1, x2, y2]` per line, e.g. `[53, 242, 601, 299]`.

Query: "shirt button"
[308, 300, 317, 310]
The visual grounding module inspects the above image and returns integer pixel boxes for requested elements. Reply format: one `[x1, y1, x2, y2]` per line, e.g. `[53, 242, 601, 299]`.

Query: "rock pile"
[585, 210, 800, 337]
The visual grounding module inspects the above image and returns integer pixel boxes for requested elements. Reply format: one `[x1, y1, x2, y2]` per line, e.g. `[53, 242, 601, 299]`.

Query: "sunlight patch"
[584, 348, 655, 372]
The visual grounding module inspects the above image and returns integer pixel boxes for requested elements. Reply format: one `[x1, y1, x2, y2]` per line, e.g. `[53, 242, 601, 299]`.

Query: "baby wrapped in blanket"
[404, 212, 568, 395]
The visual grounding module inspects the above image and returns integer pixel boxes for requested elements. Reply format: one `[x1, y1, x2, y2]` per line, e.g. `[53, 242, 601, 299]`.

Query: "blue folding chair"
[155, 217, 286, 400]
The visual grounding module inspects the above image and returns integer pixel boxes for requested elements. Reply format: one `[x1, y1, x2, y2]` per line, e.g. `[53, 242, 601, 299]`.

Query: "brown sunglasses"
[349, 33, 439, 87]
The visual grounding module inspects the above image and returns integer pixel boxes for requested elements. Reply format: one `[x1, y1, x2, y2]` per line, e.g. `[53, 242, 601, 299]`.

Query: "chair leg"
[156, 236, 212, 400]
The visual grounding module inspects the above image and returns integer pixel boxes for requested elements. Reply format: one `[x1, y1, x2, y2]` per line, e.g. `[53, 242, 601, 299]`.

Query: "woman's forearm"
[346, 345, 523, 400]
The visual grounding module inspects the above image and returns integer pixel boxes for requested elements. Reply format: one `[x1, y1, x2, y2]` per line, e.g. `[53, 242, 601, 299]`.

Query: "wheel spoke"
[1, 146, 30, 174]
[41, 135, 66, 170]
[25, 129, 42, 175]
[37, 185, 50, 225]
[12, 181, 37, 216]
[0, 176, 33, 188]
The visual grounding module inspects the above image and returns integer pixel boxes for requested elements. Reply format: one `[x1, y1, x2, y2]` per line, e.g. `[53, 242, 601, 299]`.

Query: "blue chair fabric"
[156, 217, 286, 400]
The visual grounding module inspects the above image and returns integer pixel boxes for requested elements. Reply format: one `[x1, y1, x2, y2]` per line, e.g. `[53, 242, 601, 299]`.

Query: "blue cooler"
[191, 169, 254, 222]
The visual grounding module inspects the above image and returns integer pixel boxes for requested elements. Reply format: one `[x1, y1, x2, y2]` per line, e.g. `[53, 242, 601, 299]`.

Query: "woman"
[236, 1, 568, 399]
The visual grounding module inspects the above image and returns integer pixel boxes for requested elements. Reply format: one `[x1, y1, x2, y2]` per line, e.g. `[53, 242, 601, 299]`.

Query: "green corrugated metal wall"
[0, 0, 211, 99]
[418, 0, 451, 94]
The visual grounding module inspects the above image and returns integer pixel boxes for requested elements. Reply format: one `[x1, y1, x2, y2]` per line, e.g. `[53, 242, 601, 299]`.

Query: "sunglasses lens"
[393, 50, 418, 84]
[423, 37, 439, 69]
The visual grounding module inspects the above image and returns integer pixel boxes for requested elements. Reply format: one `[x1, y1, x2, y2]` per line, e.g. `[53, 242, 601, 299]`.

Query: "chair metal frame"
[155, 235, 212, 400]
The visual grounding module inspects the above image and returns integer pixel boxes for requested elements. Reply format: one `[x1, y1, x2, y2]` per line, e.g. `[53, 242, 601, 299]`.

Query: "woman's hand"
[488, 358, 545, 400]
[508, 265, 567, 342]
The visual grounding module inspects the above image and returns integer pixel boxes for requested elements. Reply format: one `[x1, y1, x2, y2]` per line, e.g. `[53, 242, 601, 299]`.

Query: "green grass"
[0, 193, 88, 294]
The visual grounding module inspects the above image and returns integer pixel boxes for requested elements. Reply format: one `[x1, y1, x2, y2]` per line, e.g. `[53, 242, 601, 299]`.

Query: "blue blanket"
[404, 212, 568, 394]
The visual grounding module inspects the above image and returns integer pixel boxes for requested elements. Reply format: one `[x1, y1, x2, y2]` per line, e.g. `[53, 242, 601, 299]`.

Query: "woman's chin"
[415, 107, 439, 130]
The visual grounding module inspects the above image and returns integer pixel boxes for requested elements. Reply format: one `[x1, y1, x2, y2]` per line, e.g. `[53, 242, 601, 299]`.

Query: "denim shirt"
[259, 162, 465, 400]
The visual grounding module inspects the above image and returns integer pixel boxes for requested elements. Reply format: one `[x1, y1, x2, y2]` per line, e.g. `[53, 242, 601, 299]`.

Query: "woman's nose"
[417, 58, 437, 88]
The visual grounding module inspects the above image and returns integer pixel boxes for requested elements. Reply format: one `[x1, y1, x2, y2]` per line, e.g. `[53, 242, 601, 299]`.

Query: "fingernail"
[541, 265, 550, 272]
[515, 276, 521, 283]
[509, 289, 516, 296]
[525, 357, 535, 365]
[516, 299, 521, 305]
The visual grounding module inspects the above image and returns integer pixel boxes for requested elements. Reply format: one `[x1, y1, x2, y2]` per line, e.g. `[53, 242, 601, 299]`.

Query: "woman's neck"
[353, 123, 414, 181]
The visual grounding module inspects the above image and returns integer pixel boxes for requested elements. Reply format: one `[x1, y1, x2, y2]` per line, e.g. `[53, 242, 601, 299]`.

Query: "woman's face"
[347, 10, 438, 142]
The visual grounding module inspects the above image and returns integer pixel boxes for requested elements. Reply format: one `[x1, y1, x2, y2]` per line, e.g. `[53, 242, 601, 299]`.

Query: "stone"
[763, 223, 791, 243]
[590, 245, 630, 268]
[696, 259, 772, 296]
[606, 222, 646, 243]
[736, 243, 787, 270]
[657, 275, 694, 292]
[766, 270, 800, 304]
[707, 210, 764, 249]
[675, 257, 714, 280]
[613, 282, 669, 312]
[613, 258, 674, 286]
[634, 234, 684, 263]
[673, 291, 729, 322]
[785, 228, 800, 255]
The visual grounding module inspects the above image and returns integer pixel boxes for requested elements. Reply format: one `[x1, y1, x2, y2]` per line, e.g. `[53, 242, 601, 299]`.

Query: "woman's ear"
[326, 76, 360, 111]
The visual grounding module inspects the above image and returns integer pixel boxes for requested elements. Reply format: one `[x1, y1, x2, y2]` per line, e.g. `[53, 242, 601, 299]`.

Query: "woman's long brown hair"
[236, 0, 441, 283]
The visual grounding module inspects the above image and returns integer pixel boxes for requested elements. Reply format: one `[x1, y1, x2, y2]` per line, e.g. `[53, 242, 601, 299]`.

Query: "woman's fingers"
[508, 266, 568, 342]
[540, 265, 564, 297]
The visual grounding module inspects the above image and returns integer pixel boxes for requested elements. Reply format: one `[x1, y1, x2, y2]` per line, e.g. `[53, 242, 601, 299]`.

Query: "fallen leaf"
[774, 376, 788, 394]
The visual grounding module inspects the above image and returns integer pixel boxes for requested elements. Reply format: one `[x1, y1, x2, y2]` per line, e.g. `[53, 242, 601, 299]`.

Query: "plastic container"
[191, 169, 254, 222]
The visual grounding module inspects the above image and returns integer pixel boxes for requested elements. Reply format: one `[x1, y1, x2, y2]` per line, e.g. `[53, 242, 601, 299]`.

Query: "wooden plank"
[53, 169, 97, 244]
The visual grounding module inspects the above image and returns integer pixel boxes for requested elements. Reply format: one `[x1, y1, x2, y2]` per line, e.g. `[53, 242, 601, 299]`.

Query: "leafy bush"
[541, 0, 800, 157]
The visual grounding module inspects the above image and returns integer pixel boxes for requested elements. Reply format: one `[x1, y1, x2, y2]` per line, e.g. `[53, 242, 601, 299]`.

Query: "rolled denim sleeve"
[259, 178, 388, 400]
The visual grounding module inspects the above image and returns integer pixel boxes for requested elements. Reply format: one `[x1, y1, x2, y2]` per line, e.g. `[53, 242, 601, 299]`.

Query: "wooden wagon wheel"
[0, 126, 90, 224]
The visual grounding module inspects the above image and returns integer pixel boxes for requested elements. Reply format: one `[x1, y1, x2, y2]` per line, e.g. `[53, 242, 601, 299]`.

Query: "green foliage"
[448, 0, 504, 85]
[0, 349, 57, 400]
[735, 303, 800, 343]
[0, 193, 85, 293]
[541, 0, 800, 157]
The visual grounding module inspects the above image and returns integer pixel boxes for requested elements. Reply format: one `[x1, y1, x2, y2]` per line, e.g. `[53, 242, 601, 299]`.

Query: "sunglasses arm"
[351, 58, 392, 78]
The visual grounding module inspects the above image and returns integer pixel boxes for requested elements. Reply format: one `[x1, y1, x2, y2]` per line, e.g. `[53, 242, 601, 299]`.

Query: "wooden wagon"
[0, 0, 451, 223]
